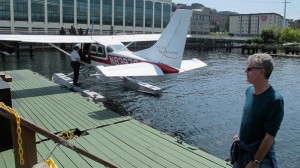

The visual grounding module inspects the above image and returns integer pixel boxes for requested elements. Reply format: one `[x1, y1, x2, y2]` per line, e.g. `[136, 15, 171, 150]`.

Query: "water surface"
[1, 49, 299, 167]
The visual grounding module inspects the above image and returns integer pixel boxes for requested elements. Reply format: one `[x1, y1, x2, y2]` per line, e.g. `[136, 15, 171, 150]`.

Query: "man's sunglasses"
[246, 67, 263, 71]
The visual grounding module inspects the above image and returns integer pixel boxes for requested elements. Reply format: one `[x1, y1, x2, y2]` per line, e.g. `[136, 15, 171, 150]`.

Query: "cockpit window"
[106, 46, 114, 53]
[90, 45, 97, 53]
[108, 44, 128, 52]
[98, 46, 104, 54]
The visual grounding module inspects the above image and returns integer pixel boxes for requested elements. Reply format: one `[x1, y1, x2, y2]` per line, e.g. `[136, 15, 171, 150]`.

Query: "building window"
[154, 2, 161, 28]
[90, 0, 100, 25]
[14, 0, 28, 21]
[163, 3, 170, 27]
[204, 16, 209, 21]
[0, 0, 10, 20]
[145, 1, 153, 27]
[77, 0, 87, 24]
[125, 0, 134, 26]
[63, 0, 74, 23]
[135, 0, 143, 27]
[48, 0, 59, 22]
[114, 0, 123, 26]
[32, 0, 44, 22]
[103, 0, 112, 25]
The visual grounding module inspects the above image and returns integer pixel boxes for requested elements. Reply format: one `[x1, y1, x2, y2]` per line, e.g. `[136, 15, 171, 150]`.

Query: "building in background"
[291, 19, 300, 29]
[0, 0, 172, 35]
[229, 13, 284, 37]
[189, 7, 211, 35]
[175, 3, 233, 35]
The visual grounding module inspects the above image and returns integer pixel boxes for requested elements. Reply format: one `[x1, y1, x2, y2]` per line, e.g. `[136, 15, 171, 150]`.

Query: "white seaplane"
[0, 10, 207, 94]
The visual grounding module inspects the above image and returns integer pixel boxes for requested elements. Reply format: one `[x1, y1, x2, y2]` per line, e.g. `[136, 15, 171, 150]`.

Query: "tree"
[172, 3, 177, 12]
[260, 25, 300, 44]
[261, 25, 282, 44]
[261, 29, 276, 44]
[279, 27, 300, 43]
[224, 17, 229, 32]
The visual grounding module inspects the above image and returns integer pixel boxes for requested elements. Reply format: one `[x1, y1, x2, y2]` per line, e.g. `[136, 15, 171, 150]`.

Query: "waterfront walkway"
[0, 69, 231, 168]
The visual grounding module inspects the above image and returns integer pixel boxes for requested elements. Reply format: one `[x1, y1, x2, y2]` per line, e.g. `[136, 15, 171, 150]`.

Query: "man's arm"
[246, 133, 275, 168]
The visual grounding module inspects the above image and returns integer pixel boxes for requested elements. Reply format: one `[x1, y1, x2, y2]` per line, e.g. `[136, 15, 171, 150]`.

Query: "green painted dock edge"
[0, 70, 232, 168]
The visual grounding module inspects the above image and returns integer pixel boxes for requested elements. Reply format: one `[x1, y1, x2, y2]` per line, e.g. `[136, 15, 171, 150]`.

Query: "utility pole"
[283, 0, 291, 27]
[92, 0, 95, 35]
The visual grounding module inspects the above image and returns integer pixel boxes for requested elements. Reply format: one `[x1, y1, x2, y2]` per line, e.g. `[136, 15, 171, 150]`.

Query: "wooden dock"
[0, 70, 231, 168]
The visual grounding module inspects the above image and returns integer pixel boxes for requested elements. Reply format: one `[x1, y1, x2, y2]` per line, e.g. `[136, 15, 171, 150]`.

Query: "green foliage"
[224, 17, 229, 32]
[252, 37, 264, 44]
[260, 25, 300, 44]
[228, 33, 234, 37]
[261, 29, 275, 44]
[171, 3, 177, 12]
[245, 39, 252, 44]
[279, 27, 300, 43]
[261, 25, 281, 44]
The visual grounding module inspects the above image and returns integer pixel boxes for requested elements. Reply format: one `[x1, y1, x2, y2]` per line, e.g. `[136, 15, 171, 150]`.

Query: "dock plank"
[97, 127, 169, 168]
[103, 124, 185, 167]
[125, 120, 230, 167]
[7, 70, 129, 133]
[85, 129, 150, 168]
[111, 122, 205, 167]
[0, 70, 232, 168]
[106, 122, 215, 167]
[0, 150, 14, 168]
[38, 141, 95, 168]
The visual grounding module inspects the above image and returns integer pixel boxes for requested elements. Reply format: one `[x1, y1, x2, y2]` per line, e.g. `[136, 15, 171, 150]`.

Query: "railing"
[0, 28, 60, 35]
[0, 103, 118, 168]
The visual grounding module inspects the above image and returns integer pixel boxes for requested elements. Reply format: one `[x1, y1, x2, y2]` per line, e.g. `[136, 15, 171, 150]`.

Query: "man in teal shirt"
[232, 53, 284, 168]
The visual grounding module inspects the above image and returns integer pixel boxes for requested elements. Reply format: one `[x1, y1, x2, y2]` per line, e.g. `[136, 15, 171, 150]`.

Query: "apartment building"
[177, 3, 227, 34]
[229, 13, 284, 36]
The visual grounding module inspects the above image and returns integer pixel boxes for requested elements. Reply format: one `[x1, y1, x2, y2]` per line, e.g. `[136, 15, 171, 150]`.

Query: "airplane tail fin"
[133, 9, 192, 69]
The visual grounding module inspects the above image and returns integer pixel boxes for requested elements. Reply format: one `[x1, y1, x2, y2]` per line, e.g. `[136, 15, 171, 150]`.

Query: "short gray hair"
[248, 53, 274, 79]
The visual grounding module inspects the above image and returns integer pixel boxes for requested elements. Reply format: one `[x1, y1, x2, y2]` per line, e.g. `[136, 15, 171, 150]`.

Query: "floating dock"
[0, 70, 231, 168]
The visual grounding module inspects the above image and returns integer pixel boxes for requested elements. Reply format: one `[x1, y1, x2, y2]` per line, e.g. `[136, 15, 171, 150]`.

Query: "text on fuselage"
[109, 55, 139, 65]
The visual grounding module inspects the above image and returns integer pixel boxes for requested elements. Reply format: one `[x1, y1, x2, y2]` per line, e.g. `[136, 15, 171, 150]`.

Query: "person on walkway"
[70, 46, 84, 86]
[231, 53, 284, 168]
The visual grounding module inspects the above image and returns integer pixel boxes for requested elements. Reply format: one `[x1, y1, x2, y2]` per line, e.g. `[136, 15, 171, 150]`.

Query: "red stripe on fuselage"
[90, 55, 179, 74]
[154, 63, 179, 74]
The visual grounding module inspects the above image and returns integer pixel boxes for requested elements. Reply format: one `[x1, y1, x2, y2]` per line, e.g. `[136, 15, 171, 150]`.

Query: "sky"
[172, 0, 300, 20]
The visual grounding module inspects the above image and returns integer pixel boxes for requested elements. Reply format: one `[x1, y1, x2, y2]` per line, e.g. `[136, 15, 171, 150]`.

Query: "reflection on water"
[1, 49, 299, 167]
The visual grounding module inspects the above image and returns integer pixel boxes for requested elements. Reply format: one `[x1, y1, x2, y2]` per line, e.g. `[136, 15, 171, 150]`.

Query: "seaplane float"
[0, 9, 207, 95]
[0, 43, 15, 56]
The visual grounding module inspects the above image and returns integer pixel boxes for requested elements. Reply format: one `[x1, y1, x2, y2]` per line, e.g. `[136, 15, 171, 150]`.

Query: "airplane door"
[90, 44, 106, 59]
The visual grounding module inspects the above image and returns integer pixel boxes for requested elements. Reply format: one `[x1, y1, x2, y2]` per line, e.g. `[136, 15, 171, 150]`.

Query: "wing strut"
[48, 43, 90, 66]
[48, 43, 71, 57]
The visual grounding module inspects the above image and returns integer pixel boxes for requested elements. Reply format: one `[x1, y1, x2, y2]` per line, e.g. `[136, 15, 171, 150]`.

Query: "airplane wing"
[111, 34, 161, 43]
[0, 34, 190, 44]
[96, 62, 164, 77]
[0, 34, 164, 44]
[0, 35, 97, 43]
[179, 59, 207, 73]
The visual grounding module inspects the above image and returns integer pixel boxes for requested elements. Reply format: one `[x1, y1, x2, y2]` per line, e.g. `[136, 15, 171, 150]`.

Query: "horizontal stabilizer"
[179, 59, 207, 73]
[96, 63, 164, 77]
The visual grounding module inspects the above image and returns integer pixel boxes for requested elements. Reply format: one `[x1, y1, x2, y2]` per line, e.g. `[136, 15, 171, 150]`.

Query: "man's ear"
[259, 69, 265, 76]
